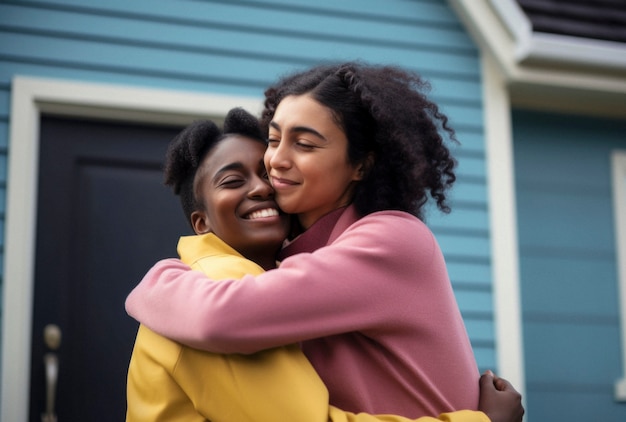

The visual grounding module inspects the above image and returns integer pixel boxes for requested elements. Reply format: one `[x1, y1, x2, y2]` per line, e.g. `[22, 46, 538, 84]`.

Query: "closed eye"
[267, 138, 280, 148]
[219, 176, 245, 188]
[295, 141, 317, 151]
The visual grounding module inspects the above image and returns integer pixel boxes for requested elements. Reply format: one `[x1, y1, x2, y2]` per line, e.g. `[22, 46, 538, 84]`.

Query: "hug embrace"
[126, 61, 524, 422]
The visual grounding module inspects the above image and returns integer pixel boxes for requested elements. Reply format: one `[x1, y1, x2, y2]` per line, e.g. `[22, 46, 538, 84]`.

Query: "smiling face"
[192, 135, 289, 267]
[264, 94, 364, 230]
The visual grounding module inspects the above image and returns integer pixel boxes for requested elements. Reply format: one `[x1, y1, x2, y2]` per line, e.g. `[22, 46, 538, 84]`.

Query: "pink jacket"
[126, 206, 479, 417]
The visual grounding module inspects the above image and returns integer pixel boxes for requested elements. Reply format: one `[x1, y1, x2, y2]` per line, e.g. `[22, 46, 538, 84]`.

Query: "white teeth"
[247, 208, 279, 220]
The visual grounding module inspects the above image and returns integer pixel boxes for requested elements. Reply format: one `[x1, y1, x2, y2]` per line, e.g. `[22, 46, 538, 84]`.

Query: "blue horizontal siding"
[0, 29, 478, 76]
[0, 122, 7, 150]
[514, 109, 626, 420]
[447, 261, 492, 286]
[0, 185, 5, 215]
[0, 89, 9, 116]
[426, 78, 483, 100]
[472, 346, 496, 373]
[527, 388, 626, 421]
[434, 102, 484, 130]
[0, 153, 6, 179]
[455, 154, 487, 179]
[465, 319, 495, 343]
[229, 0, 465, 25]
[429, 207, 489, 232]
[0, 3, 475, 50]
[449, 181, 488, 204]
[455, 290, 493, 314]
[524, 322, 621, 383]
[3, 0, 473, 48]
[0, 82, 6, 252]
[521, 255, 619, 317]
[517, 188, 615, 252]
[0, 34, 480, 102]
[436, 232, 490, 259]
[514, 114, 617, 189]
[454, 130, 488, 154]
[0, 0, 484, 129]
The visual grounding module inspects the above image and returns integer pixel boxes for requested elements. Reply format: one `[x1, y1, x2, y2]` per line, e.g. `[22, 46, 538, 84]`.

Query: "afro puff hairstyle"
[163, 107, 266, 228]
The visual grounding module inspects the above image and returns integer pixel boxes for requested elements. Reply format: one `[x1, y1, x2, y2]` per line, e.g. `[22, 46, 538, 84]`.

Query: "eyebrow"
[212, 162, 244, 183]
[269, 121, 327, 142]
[211, 158, 265, 182]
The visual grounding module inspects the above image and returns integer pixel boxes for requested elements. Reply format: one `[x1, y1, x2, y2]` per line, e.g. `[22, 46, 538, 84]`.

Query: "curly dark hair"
[261, 61, 458, 220]
[164, 107, 266, 227]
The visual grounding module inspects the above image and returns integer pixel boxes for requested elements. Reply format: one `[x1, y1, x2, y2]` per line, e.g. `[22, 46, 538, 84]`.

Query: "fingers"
[479, 370, 496, 390]
[478, 370, 525, 422]
[482, 370, 515, 392]
[493, 375, 512, 392]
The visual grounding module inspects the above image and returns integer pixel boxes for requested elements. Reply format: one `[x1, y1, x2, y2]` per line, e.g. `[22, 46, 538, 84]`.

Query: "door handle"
[41, 324, 61, 422]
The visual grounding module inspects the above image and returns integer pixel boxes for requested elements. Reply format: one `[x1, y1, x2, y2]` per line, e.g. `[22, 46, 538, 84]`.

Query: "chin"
[275, 196, 296, 211]
[253, 229, 288, 245]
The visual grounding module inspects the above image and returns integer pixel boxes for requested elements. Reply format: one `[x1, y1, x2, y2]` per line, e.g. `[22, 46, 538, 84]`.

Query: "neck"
[243, 249, 280, 271]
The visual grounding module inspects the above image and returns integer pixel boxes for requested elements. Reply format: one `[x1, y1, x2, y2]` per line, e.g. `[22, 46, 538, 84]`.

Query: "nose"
[265, 140, 290, 171]
[249, 174, 274, 199]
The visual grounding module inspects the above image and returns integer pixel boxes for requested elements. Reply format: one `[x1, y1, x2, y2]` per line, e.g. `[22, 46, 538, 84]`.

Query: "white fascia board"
[450, 0, 626, 75]
[449, 0, 626, 117]
[447, 0, 519, 77]
[490, 0, 626, 71]
[519, 33, 626, 70]
[486, 0, 533, 57]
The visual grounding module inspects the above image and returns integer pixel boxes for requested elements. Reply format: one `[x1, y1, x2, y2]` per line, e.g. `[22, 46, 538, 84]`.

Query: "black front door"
[29, 116, 190, 421]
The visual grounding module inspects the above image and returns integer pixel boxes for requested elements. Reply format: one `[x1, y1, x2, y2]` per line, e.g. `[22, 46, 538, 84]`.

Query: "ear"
[191, 210, 211, 235]
[353, 153, 375, 181]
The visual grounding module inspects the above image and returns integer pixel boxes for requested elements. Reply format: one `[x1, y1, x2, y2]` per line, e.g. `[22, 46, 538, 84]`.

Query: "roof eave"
[485, 0, 626, 70]
[519, 33, 626, 71]
[448, 0, 626, 117]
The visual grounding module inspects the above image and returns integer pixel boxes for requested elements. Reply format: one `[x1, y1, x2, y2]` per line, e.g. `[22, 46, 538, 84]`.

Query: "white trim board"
[0, 76, 262, 422]
[613, 150, 626, 402]
[482, 54, 527, 402]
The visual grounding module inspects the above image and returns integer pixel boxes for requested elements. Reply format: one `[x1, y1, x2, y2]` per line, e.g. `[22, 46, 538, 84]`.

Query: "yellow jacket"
[126, 233, 489, 422]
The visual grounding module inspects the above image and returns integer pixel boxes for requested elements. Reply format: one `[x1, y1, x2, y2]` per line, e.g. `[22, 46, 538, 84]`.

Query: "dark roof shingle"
[517, 0, 626, 43]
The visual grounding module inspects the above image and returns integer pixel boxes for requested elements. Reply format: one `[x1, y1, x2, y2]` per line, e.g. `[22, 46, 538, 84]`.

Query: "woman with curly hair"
[126, 62, 523, 421]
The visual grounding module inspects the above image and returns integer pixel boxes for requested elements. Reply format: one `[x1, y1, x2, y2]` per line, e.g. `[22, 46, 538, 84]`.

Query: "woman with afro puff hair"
[126, 63, 524, 422]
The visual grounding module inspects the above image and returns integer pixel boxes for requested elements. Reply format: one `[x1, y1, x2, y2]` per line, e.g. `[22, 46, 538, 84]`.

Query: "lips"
[270, 176, 298, 189]
[245, 208, 280, 220]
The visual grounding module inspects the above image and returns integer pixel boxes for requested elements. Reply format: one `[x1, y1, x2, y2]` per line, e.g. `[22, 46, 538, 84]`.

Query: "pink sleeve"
[125, 213, 441, 353]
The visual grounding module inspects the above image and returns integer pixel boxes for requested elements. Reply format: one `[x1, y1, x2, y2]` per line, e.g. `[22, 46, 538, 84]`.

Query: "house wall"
[0, 0, 496, 415]
[513, 109, 626, 419]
